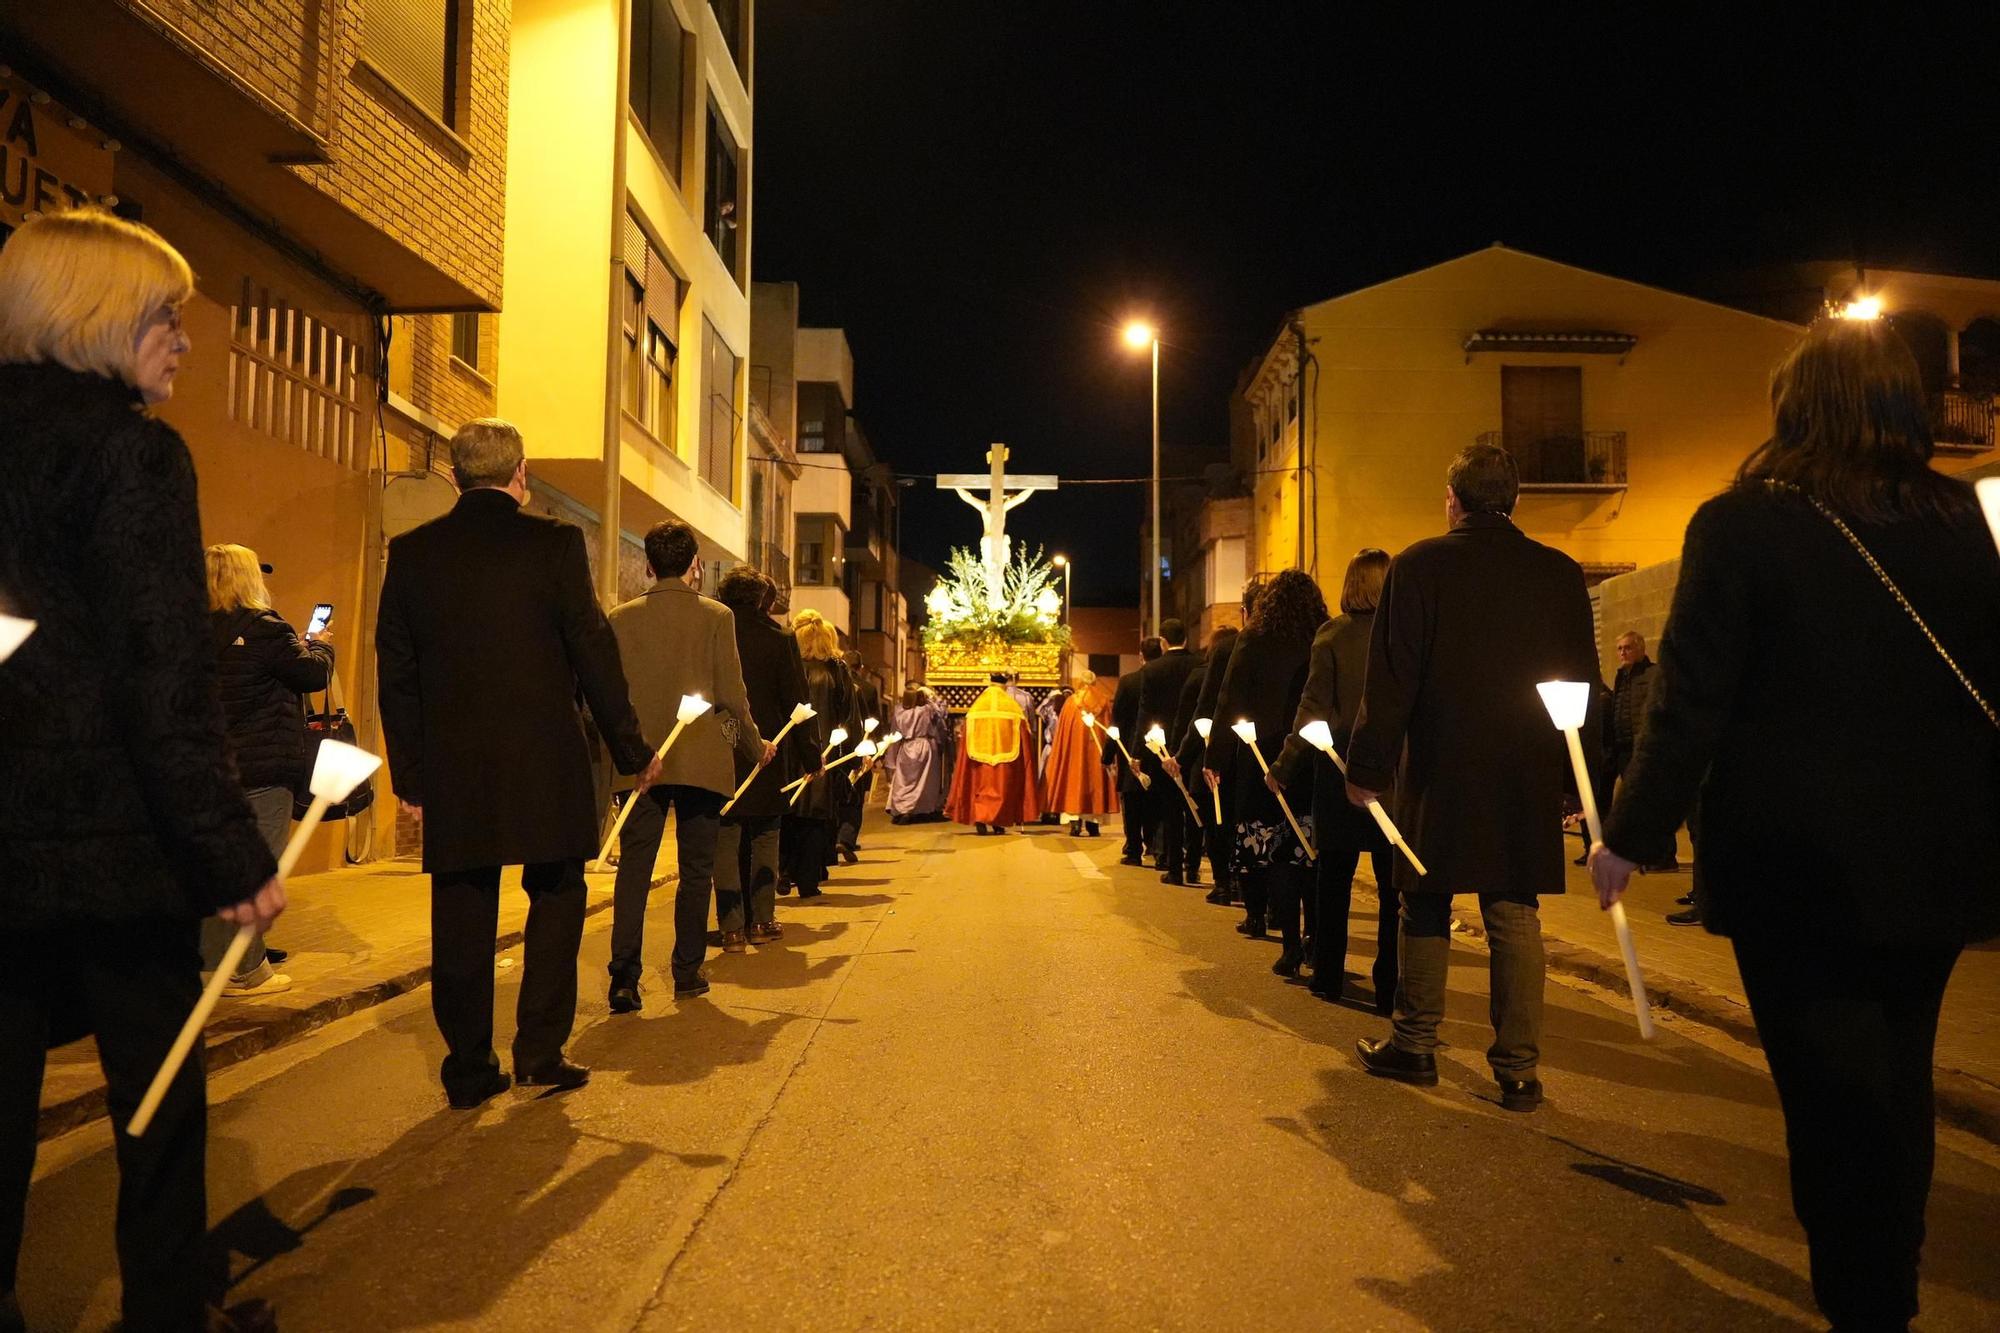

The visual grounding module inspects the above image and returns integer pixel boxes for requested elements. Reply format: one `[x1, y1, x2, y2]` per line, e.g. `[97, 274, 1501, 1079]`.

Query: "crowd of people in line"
[2, 208, 1996, 1333]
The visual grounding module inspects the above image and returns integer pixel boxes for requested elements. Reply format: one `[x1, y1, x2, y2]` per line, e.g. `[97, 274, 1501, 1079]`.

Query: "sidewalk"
[35, 853, 676, 1140]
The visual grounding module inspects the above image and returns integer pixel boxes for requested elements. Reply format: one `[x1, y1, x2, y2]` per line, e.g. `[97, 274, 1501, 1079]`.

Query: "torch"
[1230, 720, 1314, 859]
[852, 731, 899, 785]
[1297, 720, 1427, 876]
[1538, 680, 1656, 1040]
[1979, 478, 2000, 553]
[719, 701, 816, 815]
[128, 739, 382, 1137]
[1145, 724, 1201, 821]
[593, 693, 713, 869]
[0, 613, 33, 663]
[1103, 725, 1149, 790]
[1194, 718, 1221, 822]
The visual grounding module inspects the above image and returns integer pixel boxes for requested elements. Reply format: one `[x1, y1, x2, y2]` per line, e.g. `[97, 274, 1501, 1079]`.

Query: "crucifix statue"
[936, 444, 1057, 601]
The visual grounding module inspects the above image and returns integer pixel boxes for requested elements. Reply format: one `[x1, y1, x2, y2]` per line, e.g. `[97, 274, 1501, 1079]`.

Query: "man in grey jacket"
[606, 521, 772, 1008]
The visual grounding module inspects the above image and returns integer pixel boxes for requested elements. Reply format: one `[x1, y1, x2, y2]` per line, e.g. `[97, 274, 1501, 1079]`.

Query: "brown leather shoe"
[749, 922, 783, 943]
[722, 930, 749, 953]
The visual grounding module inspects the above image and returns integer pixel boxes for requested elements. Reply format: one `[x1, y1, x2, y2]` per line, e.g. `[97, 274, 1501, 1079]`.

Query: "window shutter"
[645, 247, 679, 353]
[364, 0, 453, 123]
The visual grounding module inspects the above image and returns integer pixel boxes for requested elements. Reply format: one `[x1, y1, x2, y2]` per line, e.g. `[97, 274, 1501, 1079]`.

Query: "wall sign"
[0, 63, 116, 231]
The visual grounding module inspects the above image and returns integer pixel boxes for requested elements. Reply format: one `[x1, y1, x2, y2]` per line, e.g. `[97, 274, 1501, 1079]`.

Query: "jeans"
[609, 784, 722, 985]
[2, 923, 209, 1331]
[198, 785, 291, 978]
[1734, 931, 1959, 1331]
[1394, 893, 1544, 1078]
[432, 860, 585, 1085]
[716, 815, 781, 933]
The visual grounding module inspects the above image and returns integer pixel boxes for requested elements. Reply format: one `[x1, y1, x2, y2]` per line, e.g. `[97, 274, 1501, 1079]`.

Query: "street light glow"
[1051, 553, 1067, 566]
[1122, 320, 1156, 349]
[1840, 295, 1883, 321]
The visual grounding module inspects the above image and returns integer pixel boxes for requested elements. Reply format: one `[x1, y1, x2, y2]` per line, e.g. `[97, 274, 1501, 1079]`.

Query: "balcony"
[750, 539, 791, 594]
[1475, 430, 1628, 491]
[1932, 388, 1995, 453]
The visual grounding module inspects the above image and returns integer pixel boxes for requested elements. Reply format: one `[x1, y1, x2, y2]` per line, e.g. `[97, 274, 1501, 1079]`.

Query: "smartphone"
[307, 603, 334, 636]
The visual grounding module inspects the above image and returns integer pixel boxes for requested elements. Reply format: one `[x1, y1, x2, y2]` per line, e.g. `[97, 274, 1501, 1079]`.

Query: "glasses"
[147, 304, 185, 335]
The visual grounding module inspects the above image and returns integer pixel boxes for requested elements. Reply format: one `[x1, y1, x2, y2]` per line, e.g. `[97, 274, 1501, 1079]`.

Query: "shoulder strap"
[1769, 480, 2000, 730]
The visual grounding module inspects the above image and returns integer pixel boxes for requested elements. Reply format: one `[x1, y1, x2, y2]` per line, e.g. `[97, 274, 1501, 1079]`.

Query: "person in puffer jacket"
[204, 543, 335, 995]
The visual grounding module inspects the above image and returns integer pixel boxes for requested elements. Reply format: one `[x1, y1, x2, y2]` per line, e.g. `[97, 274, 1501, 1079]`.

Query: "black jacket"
[1273, 611, 1378, 787]
[1605, 485, 2000, 945]
[1606, 658, 1656, 770]
[1138, 647, 1200, 739]
[377, 489, 653, 873]
[1176, 628, 1238, 771]
[0, 363, 273, 926]
[212, 607, 335, 791]
[1205, 625, 1315, 823]
[1347, 514, 1600, 898]
[727, 609, 819, 818]
[795, 655, 858, 822]
[1103, 667, 1145, 788]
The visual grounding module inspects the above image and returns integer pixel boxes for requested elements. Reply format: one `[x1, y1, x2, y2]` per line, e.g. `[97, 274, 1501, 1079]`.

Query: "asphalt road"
[20, 824, 2000, 1331]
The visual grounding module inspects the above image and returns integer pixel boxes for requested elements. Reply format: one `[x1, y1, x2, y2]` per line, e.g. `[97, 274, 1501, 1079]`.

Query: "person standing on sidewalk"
[1107, 637, 1162, 865]
[714, 567, 813, 950]
[606, 523, 771, 1006]
[0, 208, 284, 1333]
[1592, 318, 2000, 1333]
[836, 649, 881, 863]
[1346, 443, 1601, 1113]
[378, 419, 659, 1110]
[784, 611, 857, 897]
[204, 543, 336, 999]
[1138, 619, 1201, 885]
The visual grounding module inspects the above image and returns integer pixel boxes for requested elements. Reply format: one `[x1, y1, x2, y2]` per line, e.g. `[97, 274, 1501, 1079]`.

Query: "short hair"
[1339, 548, 1391, 615]
[1240, 575, 1270, 618]
[451, 418, 525, 491]
[845, 649, 865, 669]
[1617, 630, 1646, 651]
[1206, 625, 1237, 651]
[716, 564, 769, 612]
[205, 544, 271, 614]
[644, 520, 699, 578]
[793, 608, 838, 660]
[1139, 636, 1163, 661]
[0, 208, 194, 386]
[1447, 442, 1519, 515]
[1158, 617, 1187, 647]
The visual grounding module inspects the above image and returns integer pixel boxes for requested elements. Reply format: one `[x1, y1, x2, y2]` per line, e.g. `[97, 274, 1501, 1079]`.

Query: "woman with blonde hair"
[781, 608, 856, 898]
[0, 209, 282, 1332]
[204, 542, 336, 997]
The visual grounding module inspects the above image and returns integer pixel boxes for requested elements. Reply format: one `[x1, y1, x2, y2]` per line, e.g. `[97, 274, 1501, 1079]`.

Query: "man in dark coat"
[1105, 636, 1162, 865]
[838, 650, 884, 858]
[1345, 443, 1601, 1112]
[1178, 620, 1245, 905]
[1137, 619, 1202, 884]
[378, 419, 658, 1110]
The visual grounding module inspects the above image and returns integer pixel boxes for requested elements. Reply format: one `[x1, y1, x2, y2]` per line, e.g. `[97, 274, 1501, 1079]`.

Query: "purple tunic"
[887, 701, 952, 816]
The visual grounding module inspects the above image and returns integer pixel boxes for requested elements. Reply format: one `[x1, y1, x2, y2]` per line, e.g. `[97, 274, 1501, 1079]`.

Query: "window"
[228, 277, 365, 469]
[364, 0, 461, 126]
[705, 99, 743, 281]
[450, 312, 481, 370]
[1500, 365, 1585, 482]
[795, 515, 841, 586]
[710, 0, 748, 76]
[701, 317, 740, 498]
[629, 0, 688, 179]
[622, 214, 683, 448]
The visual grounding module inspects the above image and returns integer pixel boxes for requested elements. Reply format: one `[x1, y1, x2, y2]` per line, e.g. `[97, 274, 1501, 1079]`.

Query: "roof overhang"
[1464, 330, 1638, 356]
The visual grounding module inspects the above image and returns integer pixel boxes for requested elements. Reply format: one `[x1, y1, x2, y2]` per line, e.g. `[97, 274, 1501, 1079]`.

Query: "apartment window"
[795, 515, 839, 586]
[1500, 365, 1584, 482]
[705, 100, 743, 281]
[710, 0, 748, 76]
[228, 278, 365, 470]
[450, 312, 481, 371]
[701, 318, 740, 498]
[622, 214, 684, 447]
[629, 0, 689, 179]
[364, 0, 462, 126]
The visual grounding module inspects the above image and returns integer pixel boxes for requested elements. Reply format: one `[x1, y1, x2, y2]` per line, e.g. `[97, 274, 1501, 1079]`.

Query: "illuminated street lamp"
[1122, 319, 1162, 637]
[1840, 295, 1883, 321]
[1051, 553, 1072, 624]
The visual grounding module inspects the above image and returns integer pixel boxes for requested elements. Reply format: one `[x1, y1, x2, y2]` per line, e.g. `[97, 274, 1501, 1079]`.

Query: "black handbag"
[294, 673, 376, 821]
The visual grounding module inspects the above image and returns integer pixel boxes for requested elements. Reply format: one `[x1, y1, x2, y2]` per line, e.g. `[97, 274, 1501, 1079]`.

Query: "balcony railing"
[1932, 388, 1995, 452]
[1475, 430, 1628, 489]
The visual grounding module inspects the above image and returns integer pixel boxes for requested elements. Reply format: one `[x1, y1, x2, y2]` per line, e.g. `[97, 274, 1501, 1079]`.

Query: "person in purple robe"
[887, 684, 952, 822]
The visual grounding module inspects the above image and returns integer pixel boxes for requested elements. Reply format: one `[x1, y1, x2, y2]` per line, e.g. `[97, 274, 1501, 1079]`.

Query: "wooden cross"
[936, 444, 1057, 599]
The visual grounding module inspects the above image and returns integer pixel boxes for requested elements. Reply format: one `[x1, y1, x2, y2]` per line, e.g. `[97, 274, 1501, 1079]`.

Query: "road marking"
[1068, 850, 1107, 881]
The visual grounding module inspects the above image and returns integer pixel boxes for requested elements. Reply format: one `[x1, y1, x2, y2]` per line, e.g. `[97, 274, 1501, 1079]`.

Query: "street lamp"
[1122, 320, 1161, 637]
[1051, 553, 1072, 624]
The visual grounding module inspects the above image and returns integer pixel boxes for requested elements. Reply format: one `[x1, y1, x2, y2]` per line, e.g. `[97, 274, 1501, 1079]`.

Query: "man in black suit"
[378, 419, 659, 1110]
[1137, 619, 1201, 884]
[838, 650, 883, 859]
[1105, 636, 1162, 865]
[1344, 443, 1601, 1113]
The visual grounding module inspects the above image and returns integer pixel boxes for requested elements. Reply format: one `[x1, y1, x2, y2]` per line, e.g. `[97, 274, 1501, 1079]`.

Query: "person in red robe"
[946, 682, 1042, 833]
[1043, 669, 1118, 836]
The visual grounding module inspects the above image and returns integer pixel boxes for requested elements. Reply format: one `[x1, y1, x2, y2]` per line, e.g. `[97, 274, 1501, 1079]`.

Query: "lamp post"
[1123, 320, 1161, 637]
[1051, 553, 1071, 624]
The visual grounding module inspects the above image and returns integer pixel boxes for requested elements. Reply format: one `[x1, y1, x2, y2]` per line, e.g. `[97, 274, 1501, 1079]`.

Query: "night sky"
[754, 5, 2000, 604]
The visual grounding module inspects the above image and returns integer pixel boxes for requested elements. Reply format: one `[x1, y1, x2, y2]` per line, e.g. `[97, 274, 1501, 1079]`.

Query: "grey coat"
[609, 581, 764, 796]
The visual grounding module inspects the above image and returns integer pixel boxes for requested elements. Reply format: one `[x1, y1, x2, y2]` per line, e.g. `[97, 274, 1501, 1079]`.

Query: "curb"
[35, 880, 650, 1142]
[1445, 903, 2000, 1147]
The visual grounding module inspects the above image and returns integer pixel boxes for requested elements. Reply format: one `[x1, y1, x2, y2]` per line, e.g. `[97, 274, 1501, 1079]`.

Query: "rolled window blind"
[365, 0, 452, 123]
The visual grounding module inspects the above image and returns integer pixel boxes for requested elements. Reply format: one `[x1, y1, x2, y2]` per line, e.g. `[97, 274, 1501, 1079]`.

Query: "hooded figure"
[946, 683, 1043, 833]
[1043, 672, 1119, 830]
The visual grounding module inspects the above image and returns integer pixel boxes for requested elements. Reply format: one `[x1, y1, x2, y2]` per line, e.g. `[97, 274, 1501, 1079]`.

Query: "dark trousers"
[1313, 773, 1398, 1003]
[1119, 770, 1154, 859]
[433, 859, 585, 1085]
[1395, 893, 1544, 1077]
[1733, 932, 1959, 1331]
[1262, 864, 1315, 949]
[717, 814, 781, 933]
[610, 784, 722, 986]
[1152, 770, 1200, 879]
[1, 923, 209, 1332]
[836, 773, 868, 850]
[1203, 778, 1235, 895]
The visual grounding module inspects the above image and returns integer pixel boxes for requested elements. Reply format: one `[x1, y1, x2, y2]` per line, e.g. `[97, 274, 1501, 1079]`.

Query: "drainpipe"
[599, 0, 634, 606]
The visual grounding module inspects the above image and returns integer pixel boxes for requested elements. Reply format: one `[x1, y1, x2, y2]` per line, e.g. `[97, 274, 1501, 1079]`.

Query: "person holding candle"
[1591, 318, 2000, 1331]
[1044, 664, 1119, 836]
[1178, 588, 1261, 908]
[1137, 619, 1202, 884]
[1106, 637, 1162, 864]
[837, 649, 882, 862]
[1204, 569, 1326, 966]
[1163, 644, 1212, 882]
[785, 610, 857, 898]
[1345, 443, 1600, 1112]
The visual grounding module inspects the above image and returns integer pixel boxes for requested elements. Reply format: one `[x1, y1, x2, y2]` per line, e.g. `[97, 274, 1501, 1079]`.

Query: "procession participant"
[378, 418, 659, 1106]
[1272, 548, 1396, 1010]
[1204, 570, 1325, 964]
[1177, 605, 1246, 906]
[1345, 442, 1600, 1113]
[605, 522, 770, 1006]
[1137, 618, 1201, 884]
[715, 568, 815, 948]
[1107, 637, 1161, 864]
[887, 683, 952, 822]
[947, 679, 1044, 833]
[784, 610, 855, 899]
[1043, 665, 1119, 837]
[0, 208, 283, 1333]
[1593, 317, 2000, 1331]
[837, 649, 882, 862]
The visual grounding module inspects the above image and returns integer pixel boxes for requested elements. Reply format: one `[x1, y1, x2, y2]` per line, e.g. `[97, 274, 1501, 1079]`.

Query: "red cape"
[946, 731, 1043, 826]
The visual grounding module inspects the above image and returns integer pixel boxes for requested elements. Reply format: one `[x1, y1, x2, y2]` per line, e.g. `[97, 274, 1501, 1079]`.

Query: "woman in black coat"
[1593, 319, 2000, 1332]
[782, 609, 857, 899]
[0, 210, 281, 1333]
[1204, 569, 1327, 969]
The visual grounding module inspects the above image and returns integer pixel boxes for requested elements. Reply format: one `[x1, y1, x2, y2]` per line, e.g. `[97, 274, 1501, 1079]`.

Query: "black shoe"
[1674, 894, 1694, 906]
[1355, 1036, 1438, 1087]
[1119, 854, 1144, 866]
[262, 946, 289, 965]
[1205, 885, 1234, 906]
[609, 977, 642, 1014]
[1497, 1076, 1543, 1112]
[1235, 916, 1267, 939]
[516, 1058, 591, 1092]
[446, 1066, 511, 1111]
[1272, 946, 1303, 978]
[1571, 852, 1589, 866]
[797, 886, 824, 900]
[1186, 869, 1203, 886]
[1160, 872, 1185, 886]
[1083, 822, 1100, 837]
[674, 975, 711, 998]
[838, 844, 859, 864]
[1666, 907, 1702, 926]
